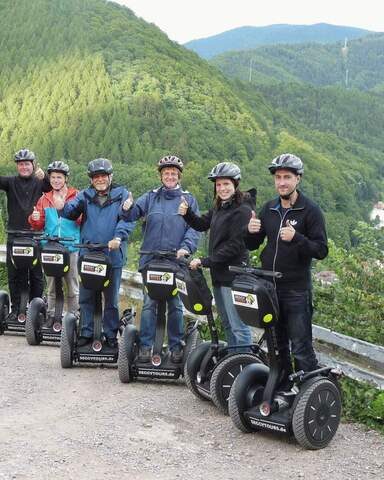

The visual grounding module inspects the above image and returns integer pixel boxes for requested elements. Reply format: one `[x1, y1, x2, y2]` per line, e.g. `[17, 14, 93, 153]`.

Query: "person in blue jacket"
[60, 158, 135, 349]
[121, 155, 200, 363]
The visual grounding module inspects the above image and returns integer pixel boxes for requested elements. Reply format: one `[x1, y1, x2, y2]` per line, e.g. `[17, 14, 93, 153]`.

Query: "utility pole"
[341, 38, 349, 88]
[248, 58, 253, 83]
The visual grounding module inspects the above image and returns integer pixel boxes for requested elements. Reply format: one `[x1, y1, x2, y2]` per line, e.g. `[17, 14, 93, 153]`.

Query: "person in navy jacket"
[121, 155, 200, 363]
[245, 153, 328, 384]
[60, 158, 135, 349]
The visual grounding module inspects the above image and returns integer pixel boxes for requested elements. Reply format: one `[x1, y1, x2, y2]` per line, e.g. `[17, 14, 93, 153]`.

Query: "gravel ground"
[0, 334, 383, 480]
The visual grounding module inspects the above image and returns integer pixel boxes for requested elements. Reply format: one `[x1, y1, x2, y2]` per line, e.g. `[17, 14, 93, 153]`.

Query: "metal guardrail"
[1, 245, 383, 389]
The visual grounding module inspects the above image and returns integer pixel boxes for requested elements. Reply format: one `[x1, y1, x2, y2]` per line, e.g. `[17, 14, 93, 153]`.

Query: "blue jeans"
[139, 291, 184, 351]
[213, 285, 252, 349]
[276, 289, 318, 373]
[80, 267, 122, 340]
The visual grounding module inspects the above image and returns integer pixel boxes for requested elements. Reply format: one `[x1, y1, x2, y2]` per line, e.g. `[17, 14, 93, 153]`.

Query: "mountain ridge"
[184, 23, 375, 59]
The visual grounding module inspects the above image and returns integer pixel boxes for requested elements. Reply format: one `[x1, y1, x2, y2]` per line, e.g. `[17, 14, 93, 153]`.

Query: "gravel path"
[0, 334, 383, 480]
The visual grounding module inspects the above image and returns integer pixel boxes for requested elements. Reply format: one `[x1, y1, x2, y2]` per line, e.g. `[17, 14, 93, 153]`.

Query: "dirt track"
[0, 334, 383, 480]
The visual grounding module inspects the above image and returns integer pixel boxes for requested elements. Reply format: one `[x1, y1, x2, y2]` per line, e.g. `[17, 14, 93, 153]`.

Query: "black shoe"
[137, 346, 151, 363]
[170, 349, 183, 364]
[77, 336, 92, 347]
[105, 337, 118, 349]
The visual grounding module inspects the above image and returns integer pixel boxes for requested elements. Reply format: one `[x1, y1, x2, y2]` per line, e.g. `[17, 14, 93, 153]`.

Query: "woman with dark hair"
[178, 162, 253, 349]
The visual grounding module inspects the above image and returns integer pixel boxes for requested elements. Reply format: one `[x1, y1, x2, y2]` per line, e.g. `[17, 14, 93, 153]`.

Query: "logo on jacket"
[288, 219, 298, 226]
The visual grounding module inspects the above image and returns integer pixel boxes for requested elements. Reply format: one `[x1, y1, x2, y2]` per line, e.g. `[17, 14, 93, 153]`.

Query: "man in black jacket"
[0, 148, 50, 321]
[245, 153, 328, 380]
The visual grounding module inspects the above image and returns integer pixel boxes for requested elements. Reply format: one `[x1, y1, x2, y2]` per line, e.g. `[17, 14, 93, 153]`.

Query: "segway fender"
[233, 363, 270, 410]
[121, 324, 138, 362]
[0, 291, 10, 334]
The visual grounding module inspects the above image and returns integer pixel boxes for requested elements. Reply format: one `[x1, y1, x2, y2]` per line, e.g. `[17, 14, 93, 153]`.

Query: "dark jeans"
[276, 288, 318, 374]
[6, 242, 44, 313]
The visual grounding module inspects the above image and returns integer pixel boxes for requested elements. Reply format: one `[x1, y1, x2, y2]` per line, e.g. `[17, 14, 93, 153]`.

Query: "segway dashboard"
[141, 250, 179, 300]
[76, 243, 112, 291]
[229, 266, 281, 329]
[7, 229, 44, 269]
[41, 236, 74, 277]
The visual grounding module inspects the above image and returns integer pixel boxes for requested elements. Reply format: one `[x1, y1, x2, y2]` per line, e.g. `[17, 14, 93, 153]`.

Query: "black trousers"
[6, 242, 44, 313]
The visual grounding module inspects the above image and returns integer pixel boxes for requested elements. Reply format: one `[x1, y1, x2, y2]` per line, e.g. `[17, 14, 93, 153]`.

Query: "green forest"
[0, 0, 382, 248]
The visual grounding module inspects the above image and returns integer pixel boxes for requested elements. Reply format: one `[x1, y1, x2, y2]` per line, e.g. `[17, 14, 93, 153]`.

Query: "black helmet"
[207, 162, 241, 182]
[268, 153, 304, 175]
[47, 161, 70, 176]
[87, 158, 113, 177]
[158, 155, 184, 172]
[14, 148, 35, 162]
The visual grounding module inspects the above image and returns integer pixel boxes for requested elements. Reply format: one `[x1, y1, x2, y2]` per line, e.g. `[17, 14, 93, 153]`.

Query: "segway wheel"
[0, 291, 9, 335]
[292, 377, 342, 450]
[118, 324, 138, 383]
[228, 363, 269, 433]
[25, 297, 45, 345]
[60, 313, 76, 368]
[210, 354, 260, 415]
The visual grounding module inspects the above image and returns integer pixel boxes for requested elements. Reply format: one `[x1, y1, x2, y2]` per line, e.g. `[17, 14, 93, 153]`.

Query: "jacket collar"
[270, 190, 306, 211]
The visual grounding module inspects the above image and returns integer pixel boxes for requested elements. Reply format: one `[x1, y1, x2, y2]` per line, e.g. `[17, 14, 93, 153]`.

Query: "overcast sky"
[114, 0, 383, 43]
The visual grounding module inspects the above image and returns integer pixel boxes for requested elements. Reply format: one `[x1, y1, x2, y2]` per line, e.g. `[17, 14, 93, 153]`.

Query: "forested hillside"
[185, 23, 372, 59]
[0, 0, 382, 246]
[212, 34, 384, 92]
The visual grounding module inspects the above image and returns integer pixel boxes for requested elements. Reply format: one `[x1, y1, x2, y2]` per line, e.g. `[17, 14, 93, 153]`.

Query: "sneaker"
[170, 348, 184, 364]
[77, 336, 92, 347]
[105, 337, 118, 349]
[137, 346, 152, 363]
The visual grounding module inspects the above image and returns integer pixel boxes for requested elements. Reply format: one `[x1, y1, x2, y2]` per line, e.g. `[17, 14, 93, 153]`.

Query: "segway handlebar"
[229, 265, 282, 279]
[140, 249, 177, 258]
[7, 229, 44, 238]
[43, 235, 76, 243]
[74, 243, 110, 251]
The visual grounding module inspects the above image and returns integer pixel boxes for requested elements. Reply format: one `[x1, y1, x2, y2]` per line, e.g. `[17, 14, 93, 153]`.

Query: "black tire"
[60, 313, 76, 368]
[292, 377, 342, 450]
[183, 341, 212, 400]
[0, 291, 9, 335]
[183, 323, 200, 364]
[210, 354, 261, 415]
[25, 297, 45, 346]
[228, 363, 269, 433]
[118, 324, 138, 383]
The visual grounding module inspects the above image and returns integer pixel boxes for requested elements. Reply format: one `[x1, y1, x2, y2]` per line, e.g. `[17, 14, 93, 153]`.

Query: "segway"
[25, 235, 74, 345]
[228, 265, 342, 449]
[178, 263, 267, 414]
[60, 243, 129, 367]
[0, 229, 42, 335]
[118, 250, 199, 383]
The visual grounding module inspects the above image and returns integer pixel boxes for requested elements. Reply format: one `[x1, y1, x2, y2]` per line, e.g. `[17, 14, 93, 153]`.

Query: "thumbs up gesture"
[280, 219, 296, 242]
[248, 210, 261, 233]
[34, 162, 45, 180]
[31, 207, 40, 221]
[178, 195, 189, 216]
[122, 192, 134, 211]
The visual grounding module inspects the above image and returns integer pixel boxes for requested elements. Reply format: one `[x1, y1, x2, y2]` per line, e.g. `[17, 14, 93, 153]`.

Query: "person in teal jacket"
[121, 155, 200, 363]
[29, 161, 80, 325]
[61, 158, 135, 349]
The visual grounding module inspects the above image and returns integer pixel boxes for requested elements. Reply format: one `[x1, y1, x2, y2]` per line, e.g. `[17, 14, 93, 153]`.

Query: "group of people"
[0, 148, 328, 376]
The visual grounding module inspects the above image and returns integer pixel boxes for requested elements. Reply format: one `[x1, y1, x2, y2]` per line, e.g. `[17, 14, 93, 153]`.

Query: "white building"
[370, 201, 384, 228]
